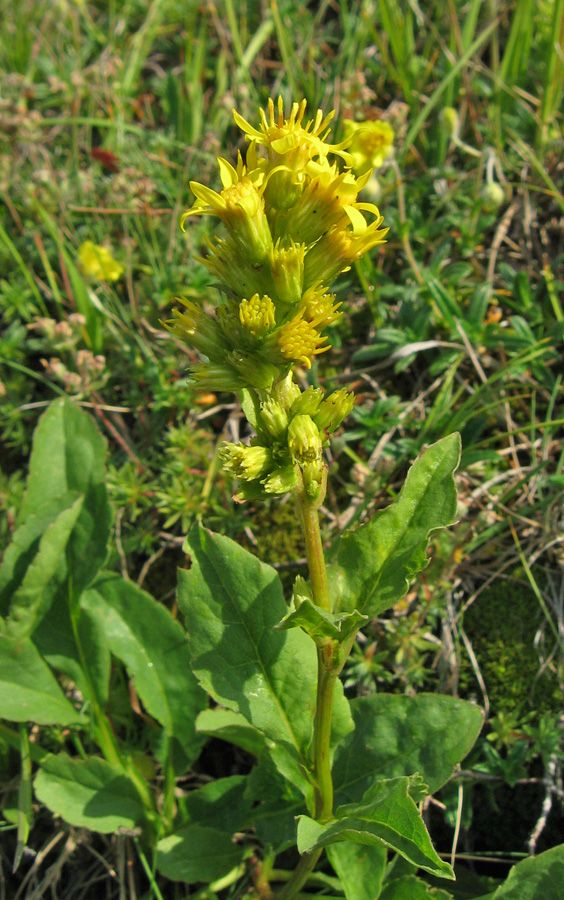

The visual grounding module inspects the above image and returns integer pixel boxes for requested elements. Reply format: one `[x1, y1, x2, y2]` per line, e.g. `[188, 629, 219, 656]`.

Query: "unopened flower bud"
[290, 386, 323, 418]
[260, 398, 288, 439]
[272, 372, 302, 410]
[239, 294, 276, 337]
[261, 464, 299, 495]
[314, 389, 355, 432]
[220, 442, 272, 480]
[302, 459, 325, 499]
[268, 241, 305, 307]
[228, 351, 279, 392]
[288, 414, 323, 463]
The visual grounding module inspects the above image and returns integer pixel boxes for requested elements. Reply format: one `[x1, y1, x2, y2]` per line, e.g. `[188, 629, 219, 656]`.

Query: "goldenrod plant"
[164, 97, 474, 897]
[2, 93, 564, 900]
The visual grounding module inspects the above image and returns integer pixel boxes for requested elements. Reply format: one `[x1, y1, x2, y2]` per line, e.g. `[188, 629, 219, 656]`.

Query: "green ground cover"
[1, 0, 563, 897]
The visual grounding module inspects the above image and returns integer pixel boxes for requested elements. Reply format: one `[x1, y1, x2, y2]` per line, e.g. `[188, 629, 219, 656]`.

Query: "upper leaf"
[297, 777, 454, 880]
[276, 595, 368, 646]
[333, 693, 484, 804]
[82, 573, 207, 771]
[178, 525, 353, 800]
[328, 434, 460, 617]
[18, 398, 112, 595]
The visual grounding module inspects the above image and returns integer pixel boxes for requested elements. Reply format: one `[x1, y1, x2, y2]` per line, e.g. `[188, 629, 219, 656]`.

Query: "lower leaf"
[34, 754, 146, 833]
[156, 824, 246, 883]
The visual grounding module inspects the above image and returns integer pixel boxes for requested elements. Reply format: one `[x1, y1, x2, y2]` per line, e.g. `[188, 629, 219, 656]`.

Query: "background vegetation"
[1, 0, 563, 896]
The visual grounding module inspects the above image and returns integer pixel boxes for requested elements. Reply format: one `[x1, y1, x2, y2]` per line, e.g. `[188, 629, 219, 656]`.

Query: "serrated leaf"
[297, 777, 454, 880]
[196, 708, 267, 757]
[276, 597, 368, 646]
[486, 844, 564, 900]
[327, 842, 387, 900]
[18, 398, 111, 594]
[0, 635, 81, 725]
[34, 754, 145, 833]
[333, 694, 483, 804]
[3, 495, 83, 642]
[81, 573, 206, 770]
[178, 526, 353, 799]
[156, 824, 245, 884]
[328, 434, 460, 618]
[379, 875, 454, 899]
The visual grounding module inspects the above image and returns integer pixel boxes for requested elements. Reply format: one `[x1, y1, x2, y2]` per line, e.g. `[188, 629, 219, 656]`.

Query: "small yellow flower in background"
[342, 119, 395, 176]
[78, 241, 124, 282]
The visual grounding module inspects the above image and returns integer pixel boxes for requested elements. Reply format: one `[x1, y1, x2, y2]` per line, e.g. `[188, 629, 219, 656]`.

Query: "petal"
[217, 157, 238, 188]
[344, 205, 368, 234]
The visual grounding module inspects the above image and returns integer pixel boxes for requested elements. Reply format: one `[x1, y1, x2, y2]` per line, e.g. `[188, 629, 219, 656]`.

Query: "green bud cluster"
[219, 374, 354, 502]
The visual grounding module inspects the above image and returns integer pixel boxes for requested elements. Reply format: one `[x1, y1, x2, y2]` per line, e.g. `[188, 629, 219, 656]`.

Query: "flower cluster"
[169, 97, 388, 501]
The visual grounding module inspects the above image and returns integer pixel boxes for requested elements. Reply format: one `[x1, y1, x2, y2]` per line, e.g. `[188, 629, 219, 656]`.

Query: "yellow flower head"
[185, 173, 272, 265]
[233, 97, 352, 210]
[342, 119, 395, 175]
[283, 160, 378, 244]
[304, 214, 388, 287]
[300, 284, 342, 328]
[78, 241, 123, 282]
[275, 311, 330, 368]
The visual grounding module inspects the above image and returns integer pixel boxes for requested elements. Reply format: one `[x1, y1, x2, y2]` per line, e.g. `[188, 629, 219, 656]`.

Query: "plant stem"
[276, 475, 336, 900]
[295, 473, 330, 612]
[272, 849, 323, 900]
[312, 647, 337, 820]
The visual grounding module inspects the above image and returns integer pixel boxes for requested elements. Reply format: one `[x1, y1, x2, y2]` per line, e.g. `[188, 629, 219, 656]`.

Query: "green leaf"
[18, 398, 111, 594]
[32, 590, 111, 707]
[379, 875, 454, 899]
[183, 775, 251, 833]
[3, 495, 84, 642]
[196, 708, 267, 757]
[276, 596, 368, 646]
[0, 635, 82, 725]
[156, 824, 245, 884]
[485, 845, 564, 900]
[0, 493, 80, 618]
[178, 526, 353, 798]
[327, 842, 387, 900]
[334, 694, 483, 804]
[297, 777, 454, 880]
[81, 573, 206, 770]
[246, 753, 306, 852]
[328, 434, 460, 617]
[34, 754, 145, 833]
